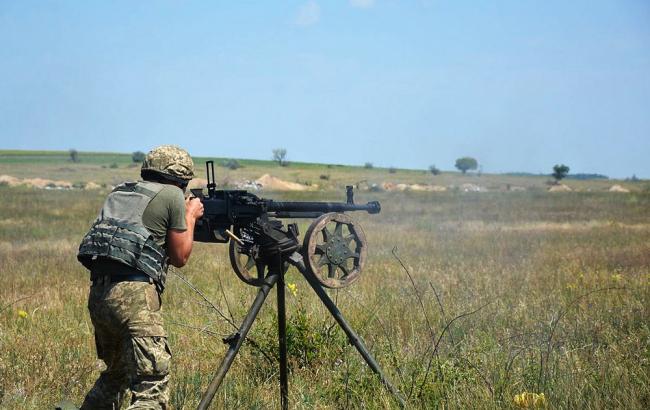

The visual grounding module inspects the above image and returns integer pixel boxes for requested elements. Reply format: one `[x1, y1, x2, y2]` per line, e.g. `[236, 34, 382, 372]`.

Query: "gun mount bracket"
[222, 332, 240, 347]
[303, 213, 367, 289]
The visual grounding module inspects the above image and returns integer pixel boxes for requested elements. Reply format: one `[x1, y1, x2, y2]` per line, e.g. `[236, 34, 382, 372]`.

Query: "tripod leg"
[277, 272, 289, 410]
[197, 273, 280, 410]
[288, 253, 406, 408]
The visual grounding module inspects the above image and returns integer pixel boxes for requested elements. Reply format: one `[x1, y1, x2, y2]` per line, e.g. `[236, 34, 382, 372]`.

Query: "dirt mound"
[235, 180, 263, 190]
[185, 177, 265, 192]
[460, 183, 485, 192]
[255, 174, 311, 191]
[23, 178, 73, 189]
[0, 174, 102, 190]
[188, 178, 208, 190]
[382, 182, 447, 192]
[609, 184, 630, 193]
[0, 175, 21, 187]
[548, 184, 572, 192]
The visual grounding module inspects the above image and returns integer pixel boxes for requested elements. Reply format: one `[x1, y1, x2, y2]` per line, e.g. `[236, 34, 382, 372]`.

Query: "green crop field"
[0, 151, 649, 409]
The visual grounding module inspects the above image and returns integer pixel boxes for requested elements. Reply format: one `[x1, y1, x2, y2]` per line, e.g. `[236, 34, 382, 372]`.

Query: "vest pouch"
[78, 218, 167, 290]
[137, 235, 168, 291]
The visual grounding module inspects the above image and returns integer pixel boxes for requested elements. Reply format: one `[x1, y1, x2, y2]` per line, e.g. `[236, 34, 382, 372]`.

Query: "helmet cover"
[141, 145, 195, 182]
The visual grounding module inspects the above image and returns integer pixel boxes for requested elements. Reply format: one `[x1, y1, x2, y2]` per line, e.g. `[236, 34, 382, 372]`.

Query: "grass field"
[2, 150, 646, 192]
[0, 151, 649, 409]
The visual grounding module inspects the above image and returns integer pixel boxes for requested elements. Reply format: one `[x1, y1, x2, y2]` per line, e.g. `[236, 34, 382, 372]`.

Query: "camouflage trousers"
[81, 275, 171, 410]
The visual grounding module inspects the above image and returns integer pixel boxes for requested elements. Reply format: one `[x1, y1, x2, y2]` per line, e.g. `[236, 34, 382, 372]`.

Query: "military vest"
[77, 181, 169, 291]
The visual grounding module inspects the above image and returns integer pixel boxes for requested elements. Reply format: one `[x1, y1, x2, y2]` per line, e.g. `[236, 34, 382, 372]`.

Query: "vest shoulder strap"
[112, 181, 165, 199]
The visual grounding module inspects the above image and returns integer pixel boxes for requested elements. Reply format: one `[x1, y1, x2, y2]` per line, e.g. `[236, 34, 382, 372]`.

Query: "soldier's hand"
[185, 197, 204, 219]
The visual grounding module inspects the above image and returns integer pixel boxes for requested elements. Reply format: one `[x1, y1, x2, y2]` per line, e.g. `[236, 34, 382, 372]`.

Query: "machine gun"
[192, 161, 380, 239]
[191, 160, 404, 409]
[192, 160, 381, 288]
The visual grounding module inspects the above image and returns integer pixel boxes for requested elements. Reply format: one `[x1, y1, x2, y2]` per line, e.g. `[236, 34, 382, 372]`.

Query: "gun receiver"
[192, 161, 380, 243]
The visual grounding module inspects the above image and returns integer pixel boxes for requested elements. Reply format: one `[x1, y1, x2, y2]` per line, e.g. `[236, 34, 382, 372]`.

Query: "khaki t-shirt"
[142, 183, 187, 248]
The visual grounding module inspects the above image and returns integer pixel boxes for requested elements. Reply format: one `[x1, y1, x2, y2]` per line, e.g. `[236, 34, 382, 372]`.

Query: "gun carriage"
[191, 161, 403, 409]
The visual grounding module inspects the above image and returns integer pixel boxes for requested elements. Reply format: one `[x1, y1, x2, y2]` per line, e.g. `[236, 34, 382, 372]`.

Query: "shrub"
[552, 164, 570, 182]
[364, 162, 373, 169]
[319, 174, 330, 180]
[388, 167, 397, 174]
[222, 159, 242, 170]
[132, 151, 146, 163]
[455, 157, 478, 174]
[429, 165, 441, 175]
[272, 148, 288, 166]
[69, 149, 79, 163]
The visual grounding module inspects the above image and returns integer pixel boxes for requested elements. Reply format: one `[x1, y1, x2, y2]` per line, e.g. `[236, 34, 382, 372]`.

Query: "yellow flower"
[17, 309, 28, 319]
[611, 273, 622, 282]
[513, 392, 547, 408]
[286, 282, 298, 297]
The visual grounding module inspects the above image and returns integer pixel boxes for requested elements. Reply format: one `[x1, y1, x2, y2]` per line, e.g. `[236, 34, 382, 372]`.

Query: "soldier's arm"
[167, 197, 204, 267]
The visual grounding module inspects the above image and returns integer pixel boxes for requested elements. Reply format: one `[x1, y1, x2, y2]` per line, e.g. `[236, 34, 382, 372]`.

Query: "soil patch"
[0, 174, 101, 190]
[255, 174, 312, 191]
[382, 182, 447, 192]
[548, 184, 572, 192]
[608, 184, 630, 193]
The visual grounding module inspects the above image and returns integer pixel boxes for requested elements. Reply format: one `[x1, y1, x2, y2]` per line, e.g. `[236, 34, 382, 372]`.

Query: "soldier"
[77, 145, 204, 409]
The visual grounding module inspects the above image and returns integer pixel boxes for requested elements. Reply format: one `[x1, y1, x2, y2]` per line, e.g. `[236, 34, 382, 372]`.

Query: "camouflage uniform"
[79, 146, 194, 409]
[82, 274, 171, 410]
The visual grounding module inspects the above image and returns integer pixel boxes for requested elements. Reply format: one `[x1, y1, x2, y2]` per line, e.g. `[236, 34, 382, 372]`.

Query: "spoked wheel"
[229, 229, 267, 286]
[303, 213, 367, 288]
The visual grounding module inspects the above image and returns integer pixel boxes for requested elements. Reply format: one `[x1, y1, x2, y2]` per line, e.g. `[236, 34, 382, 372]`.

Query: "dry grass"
[1, 185, 649, 409]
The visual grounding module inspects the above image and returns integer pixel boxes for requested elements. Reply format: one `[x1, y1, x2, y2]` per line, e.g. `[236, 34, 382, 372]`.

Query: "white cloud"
[349, 0, 375, 8]
[295, 1, 321, 26]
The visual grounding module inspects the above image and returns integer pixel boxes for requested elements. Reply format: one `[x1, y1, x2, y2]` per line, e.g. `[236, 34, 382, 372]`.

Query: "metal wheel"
[229, 230, 266, 286]
[303, 213, 367, 288]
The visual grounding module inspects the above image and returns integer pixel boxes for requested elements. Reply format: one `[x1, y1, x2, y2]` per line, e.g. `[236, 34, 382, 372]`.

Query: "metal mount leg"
[197, 252, 404, 409]
[289, 252, 406, 408]
[277, 269, 289, 410]
[197, 273, 280, 410]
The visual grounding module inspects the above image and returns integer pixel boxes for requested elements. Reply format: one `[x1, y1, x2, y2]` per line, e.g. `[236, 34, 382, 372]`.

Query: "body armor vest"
[77, 181, 169, 291]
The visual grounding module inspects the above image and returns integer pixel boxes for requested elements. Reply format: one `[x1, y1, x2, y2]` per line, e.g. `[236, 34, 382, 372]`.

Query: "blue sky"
[1, 1, 649, 178]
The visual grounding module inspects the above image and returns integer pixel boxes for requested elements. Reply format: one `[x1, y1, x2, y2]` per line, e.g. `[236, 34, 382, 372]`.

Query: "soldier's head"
[141, 145, 195, 189]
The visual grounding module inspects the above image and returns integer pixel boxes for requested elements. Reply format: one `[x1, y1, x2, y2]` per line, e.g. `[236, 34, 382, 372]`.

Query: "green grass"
[0, 152, 649, 408]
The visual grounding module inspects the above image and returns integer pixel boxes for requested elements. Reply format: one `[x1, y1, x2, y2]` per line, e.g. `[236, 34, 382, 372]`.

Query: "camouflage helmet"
[141, 145, 195, 183]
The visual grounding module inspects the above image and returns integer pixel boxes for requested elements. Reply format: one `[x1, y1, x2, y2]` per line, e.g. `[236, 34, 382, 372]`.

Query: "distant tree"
[428, 165, 441, 175]
[364, 162, 374, 169]
[552, 164, 570, 182]
[132, 151, 146, 163]
[222, 159, 242, 170]
[455, 157, 478, 174]
[272, 148, 288, 166]
[388, 167, 397, 174]
[69, 149, 79, 163]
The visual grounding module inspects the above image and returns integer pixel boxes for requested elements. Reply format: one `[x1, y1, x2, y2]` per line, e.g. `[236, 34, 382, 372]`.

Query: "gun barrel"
[266, 200, 381, 215]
